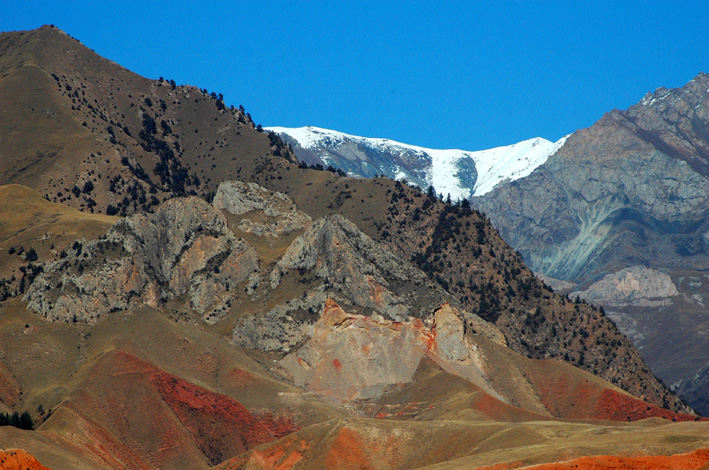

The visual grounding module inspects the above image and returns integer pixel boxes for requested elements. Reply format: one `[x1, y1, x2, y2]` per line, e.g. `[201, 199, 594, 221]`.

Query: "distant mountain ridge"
[474, 72, 709, 414]
[267, 126, 567, 199]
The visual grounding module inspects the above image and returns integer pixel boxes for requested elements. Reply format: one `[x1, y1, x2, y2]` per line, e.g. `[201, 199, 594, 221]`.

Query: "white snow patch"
[470, 135, 568, 196]
[266, 126, 566, 198]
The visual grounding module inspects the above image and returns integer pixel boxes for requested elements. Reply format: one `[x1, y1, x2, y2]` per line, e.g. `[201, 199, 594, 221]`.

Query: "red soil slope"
[52, 350, 298, 468]
[216, 433, 310, 470]
[0, 363, 20, 408]
[224, 425, 406, 470]
[150, 371, 297, 464]
[324, 426, 406, 470]
[526, 359, 705, 422]
[519, 447, 709, 470]
[0, 449, 51, 470]
[592, 389, 705, 422]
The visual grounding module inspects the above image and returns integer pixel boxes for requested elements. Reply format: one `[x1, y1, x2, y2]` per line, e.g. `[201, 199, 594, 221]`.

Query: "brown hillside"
[0, 25, 687, 413]
[217, 419, 709, 470]
[0, 25, 294, 216]
[0, 24, 697, 454]
[0, 184, 116, 300]
[0, 183, 708, 468]
[245, 161, 690, 413]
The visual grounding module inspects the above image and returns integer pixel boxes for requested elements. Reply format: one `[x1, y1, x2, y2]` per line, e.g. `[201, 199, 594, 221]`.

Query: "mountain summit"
[268, 126, 567, 199]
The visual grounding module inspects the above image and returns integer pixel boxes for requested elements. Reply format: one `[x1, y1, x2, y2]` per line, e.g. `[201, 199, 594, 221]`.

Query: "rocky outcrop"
[213, 181, 311, 237]
[432, 303, 469, 362]
[279, 299, 499, 402]
[234, 212, 504, 356]
[232, 287, 328, 353]
[24, 197, 258, 323]
[576, 266, 678, 308]
[270, 214, 448, 321]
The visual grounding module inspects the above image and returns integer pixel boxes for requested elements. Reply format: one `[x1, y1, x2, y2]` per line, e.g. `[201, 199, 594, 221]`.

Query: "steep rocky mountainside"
[476, 73, 709, 281]
[268, 126, 566, 199]
[2, 25, 709, 469]
[0, 25, 687, 415]
[3, 180, 707, 469]
[23, 196, 260, 324]
[0, 25, 294, 216]
[475, 73, 709, 414]
[246, 164, 689, 413]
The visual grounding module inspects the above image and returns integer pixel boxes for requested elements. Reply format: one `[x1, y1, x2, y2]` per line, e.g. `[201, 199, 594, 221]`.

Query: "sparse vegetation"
[0, 411, 34, 430]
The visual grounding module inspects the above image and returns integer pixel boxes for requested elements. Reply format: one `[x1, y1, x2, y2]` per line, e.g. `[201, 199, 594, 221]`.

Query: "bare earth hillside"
[0, 26, 707, 469]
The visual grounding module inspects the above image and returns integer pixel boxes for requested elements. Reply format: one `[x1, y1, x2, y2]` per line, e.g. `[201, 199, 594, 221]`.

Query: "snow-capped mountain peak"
[266, 126, 567, 199]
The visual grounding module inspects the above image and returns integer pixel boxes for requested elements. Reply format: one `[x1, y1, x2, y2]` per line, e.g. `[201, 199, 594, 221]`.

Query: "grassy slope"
[220, 419, 709, 470]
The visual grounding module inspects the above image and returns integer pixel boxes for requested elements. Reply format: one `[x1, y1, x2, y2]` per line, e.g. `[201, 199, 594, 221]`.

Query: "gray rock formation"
[475, 73, 709, 412]
[476, 74, 709, 279]
[432, 303, 470, 363]
[232, 287, 328, 353]
[213, 181, 311, 237]
[234, 213, 505, 356]
[24, 197, 258, 323]
[575, 266, 678, 308]
[270, 214, 445, 321]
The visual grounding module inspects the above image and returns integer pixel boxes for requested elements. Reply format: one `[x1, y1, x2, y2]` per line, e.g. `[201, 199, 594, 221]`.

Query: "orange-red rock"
[521, 447, 709, 469]
[0, 449, 52, 470]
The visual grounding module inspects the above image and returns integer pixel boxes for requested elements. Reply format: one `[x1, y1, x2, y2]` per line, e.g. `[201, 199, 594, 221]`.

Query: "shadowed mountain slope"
[475, 73, 709, 413]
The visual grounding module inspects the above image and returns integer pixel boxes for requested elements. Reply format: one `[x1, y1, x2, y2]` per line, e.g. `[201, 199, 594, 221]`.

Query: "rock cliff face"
[24, 196, 259, 324]
[477, 73, 709, 281]
[576, 266, 678, 308]
[212, 181, 311, 237]
[270, 214, 444, 321]
[279, 299, 499, 402]
[475, 73, 709, 412]
[233, 212, 504, 354]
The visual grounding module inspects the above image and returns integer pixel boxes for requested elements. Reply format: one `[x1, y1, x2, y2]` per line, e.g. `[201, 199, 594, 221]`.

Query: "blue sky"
[3, 1, 708, 150]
